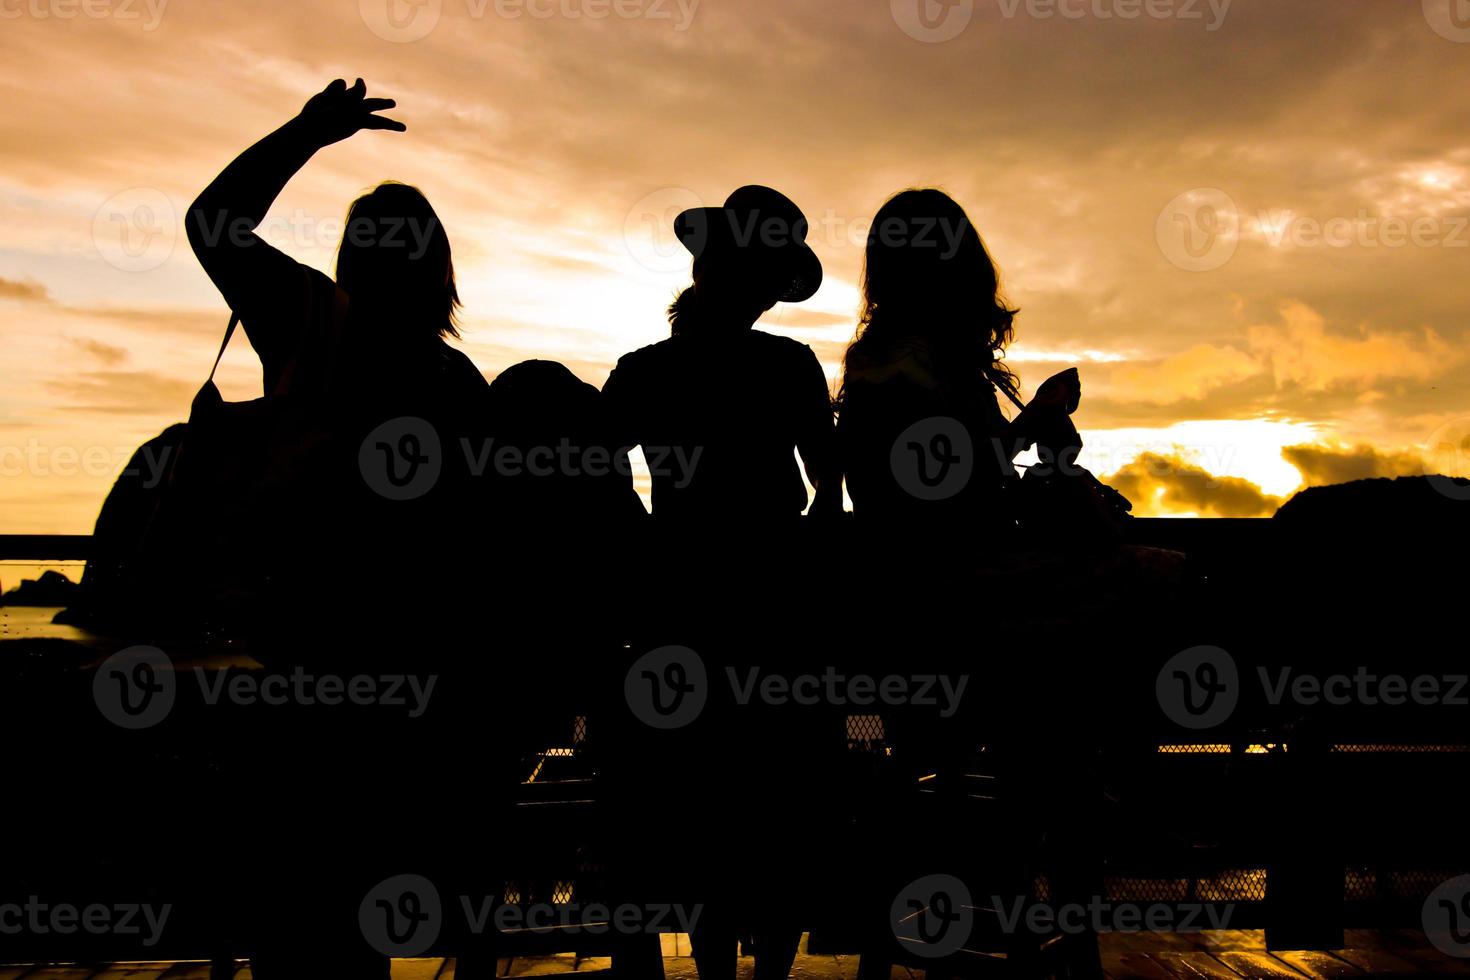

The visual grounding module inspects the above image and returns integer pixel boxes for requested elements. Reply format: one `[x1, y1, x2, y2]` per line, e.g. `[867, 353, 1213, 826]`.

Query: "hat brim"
[675, 206, 823, 304]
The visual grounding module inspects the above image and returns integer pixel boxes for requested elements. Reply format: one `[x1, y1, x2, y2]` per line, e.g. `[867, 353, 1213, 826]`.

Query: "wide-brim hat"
[673, 185, 823, 304]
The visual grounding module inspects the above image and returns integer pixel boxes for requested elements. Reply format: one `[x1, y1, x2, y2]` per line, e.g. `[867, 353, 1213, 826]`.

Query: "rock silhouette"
[0, 570, 79, 607]
[1274, 474, 1470, 527]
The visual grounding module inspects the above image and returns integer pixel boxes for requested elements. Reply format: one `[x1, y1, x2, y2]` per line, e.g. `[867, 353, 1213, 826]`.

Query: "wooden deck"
[3, 930, 1467, 979]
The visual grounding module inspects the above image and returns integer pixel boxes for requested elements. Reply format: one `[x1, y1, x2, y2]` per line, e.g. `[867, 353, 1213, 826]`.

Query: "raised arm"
[186, 78, 405, 318]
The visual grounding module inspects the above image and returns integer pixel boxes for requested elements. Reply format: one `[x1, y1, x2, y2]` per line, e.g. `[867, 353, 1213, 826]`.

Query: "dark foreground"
[5, 928, 1470, 979]
[1, 504, 1467, 975]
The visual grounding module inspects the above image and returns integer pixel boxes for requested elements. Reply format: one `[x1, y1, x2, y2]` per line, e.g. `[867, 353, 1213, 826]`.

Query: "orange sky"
[3, 0, 1470, 531]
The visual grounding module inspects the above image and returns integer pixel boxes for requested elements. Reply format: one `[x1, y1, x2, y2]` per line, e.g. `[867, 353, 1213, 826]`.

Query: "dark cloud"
[45, 371, 197, 416]
[70, 307, 233, 340]
[1106, 451, 1282, 517]
[68, 336, 129, 366]
[1283, 442, 1427, 487]
[0, 277, 52, 304]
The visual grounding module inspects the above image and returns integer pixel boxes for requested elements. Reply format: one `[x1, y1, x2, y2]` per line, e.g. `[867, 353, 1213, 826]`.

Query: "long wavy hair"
[336, 181, 461, 340]
[838, 189, 1017, 407]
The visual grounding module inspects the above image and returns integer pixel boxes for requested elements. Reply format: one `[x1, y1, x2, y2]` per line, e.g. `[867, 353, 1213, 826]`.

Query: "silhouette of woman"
[187, 79, 483, 419]
[185, 79, 489, 980]
[836, 189, 1107, 980]
[186, 79, 487, 565]
[602, 185, 841, 522]
[836, 188, 1080, 529]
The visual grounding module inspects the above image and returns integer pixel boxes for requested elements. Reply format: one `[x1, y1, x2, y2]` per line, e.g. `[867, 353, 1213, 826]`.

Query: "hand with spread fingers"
[188, 78, 411, 338]
[294, 78, 406, 148]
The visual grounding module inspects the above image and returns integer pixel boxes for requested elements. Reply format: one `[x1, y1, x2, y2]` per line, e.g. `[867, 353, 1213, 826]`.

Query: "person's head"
[335, 181, 461, 339]
[843, 188, 1017, 392]
[667, 185, 823, 338]
[668, 251, 788, 336]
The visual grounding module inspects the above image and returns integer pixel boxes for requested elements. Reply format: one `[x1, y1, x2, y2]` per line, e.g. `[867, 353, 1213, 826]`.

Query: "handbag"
[989, 371, 1133, 547]
[123, 275, 344, 636]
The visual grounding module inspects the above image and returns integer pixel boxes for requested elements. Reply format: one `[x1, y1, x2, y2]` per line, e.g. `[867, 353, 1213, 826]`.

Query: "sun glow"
[1079, 419, 1322, 499]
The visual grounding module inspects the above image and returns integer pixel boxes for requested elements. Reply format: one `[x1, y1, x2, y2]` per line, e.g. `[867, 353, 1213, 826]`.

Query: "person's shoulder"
[749, 329, 820, 366]
[439, 341, 490, 389]
[611, 336, 679, 373]
[845, 337, 940, 392]
[749, 329, 812, 351]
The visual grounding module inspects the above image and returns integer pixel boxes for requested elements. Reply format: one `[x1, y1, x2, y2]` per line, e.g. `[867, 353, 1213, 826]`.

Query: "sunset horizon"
[5, 0, 1470, 532]
[5, 5, 1470, 975]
